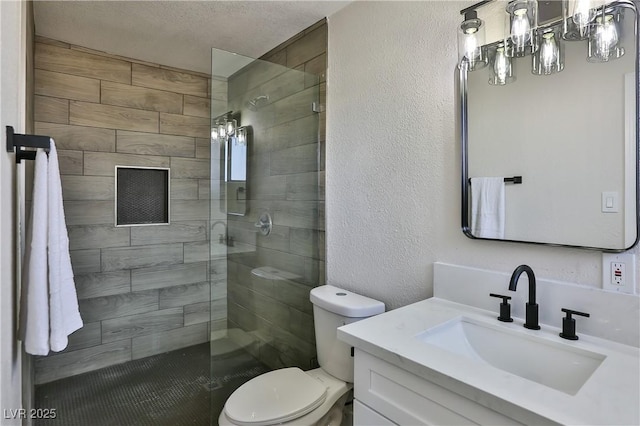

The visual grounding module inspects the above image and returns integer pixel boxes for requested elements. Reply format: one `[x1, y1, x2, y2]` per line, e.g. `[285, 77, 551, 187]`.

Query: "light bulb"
[226, 120, 235, 135]
[464, 27, 479, 62]
[218, 124, 226, 138]
[572, 0, 597, 29]
[494, 47, 509, 84]
[511, 7, 531, 49]
[540, 33, 558, 72]
[211, 127, 218, 140]
[596, 14, 618, 56]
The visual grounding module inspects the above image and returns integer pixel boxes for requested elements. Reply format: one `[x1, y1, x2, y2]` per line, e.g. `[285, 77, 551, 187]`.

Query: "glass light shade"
[489, 44, 516, 85]
[236, 127, 247, 145]
[218, 123, 226, 139]
[457, 15, 488, 71]
[563, 0, 605, 40]
[532, 29, 564, 75]
[506, 0, 538, 57]
[211, 127, 219, 140]
[588, 13, 625, 62]
[226, 119, 236, 136]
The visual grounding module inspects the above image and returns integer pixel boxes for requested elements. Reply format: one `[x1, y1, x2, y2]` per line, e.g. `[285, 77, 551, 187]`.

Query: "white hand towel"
[20, 149, 50, 355]
[47, 139, 83, 352]
[470, 177, 506, 239]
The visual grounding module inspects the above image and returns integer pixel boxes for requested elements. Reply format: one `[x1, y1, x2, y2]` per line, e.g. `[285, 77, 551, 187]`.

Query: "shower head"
[246, 95, 269, 111]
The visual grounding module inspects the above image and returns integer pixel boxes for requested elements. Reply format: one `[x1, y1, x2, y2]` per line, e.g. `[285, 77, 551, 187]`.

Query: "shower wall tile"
[171, 200, 209, 221]
[64, 321, 102, 352]
[35, 69, 100, 103]
[159, 282, 210, 309]
[116, 130, 195, 157]
[131, 323, 208, 360]
[183, 95, 210, 118]
[247, 175, 287, 200]
[70, 101, 159, 133]
[101, 243, 183, 271]
[261, 114, 318, 153]
[67, 224, 129, 250]
[159, 113, 209, 138]
[171, 179, 199, 200]
[184, 241, 209, 263]
[270, 143, 318, 175]
[61, 176, 115, 200]
[74, 271, 131, 300]
[83, 151, 170, 176]
[289, 228, 319, 259]
[34, 340, 132, 385]
[101, 81, 183, 114]
[184, 301, 212, 325]
[286, 25, 327, 69]
[102, 307, 184, 343]
[78, 290, 159, 323]
[55, 150, 83, 175]
[272, 279, 313, 315]
[210, 77, 228, 102]
[34, 39, 216, 384]
[35, 95, 69, 124]
[131, 63, 207, 97]
[69, 249, 101, 274]
[304, 53, 327, 86]
[285, 171, 319, 201]
[271, 88, 317, 128]
[170, 157, 210, 179]
[130, 220, 207, 246]
[195, 138, 211, 159]
[131, 262, 208, 292]
[63, 200, 114, 225]
[35, 43, 132, 84]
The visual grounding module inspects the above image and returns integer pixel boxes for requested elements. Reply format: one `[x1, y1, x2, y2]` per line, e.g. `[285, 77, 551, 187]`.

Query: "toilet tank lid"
[310, 285, 385, 318]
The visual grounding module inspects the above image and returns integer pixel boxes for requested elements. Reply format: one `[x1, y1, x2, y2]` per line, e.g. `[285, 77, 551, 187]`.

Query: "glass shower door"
[209, 48, 322, 421]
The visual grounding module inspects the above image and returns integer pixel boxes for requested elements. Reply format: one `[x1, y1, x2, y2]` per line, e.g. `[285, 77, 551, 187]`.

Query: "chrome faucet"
[508, 265, 540, 330]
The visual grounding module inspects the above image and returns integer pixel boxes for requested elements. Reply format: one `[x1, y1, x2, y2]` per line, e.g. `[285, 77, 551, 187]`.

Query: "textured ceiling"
[33, 1, 350, 75]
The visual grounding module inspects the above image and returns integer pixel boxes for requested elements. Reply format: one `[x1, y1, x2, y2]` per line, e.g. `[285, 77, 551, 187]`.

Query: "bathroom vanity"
[337, 264, 640, 425]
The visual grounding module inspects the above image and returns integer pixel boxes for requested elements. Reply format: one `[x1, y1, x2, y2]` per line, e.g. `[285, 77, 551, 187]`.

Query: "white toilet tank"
[309, 285, 385, 382]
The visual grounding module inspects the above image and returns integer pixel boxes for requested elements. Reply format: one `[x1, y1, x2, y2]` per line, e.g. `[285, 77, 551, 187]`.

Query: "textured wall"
[32, 37, 217, 384]
[326, 1, 639, 310]
[224, 20, 326, 370]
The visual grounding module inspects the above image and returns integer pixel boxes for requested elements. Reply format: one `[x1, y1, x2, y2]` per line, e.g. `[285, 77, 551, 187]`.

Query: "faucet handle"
[489, 293, 513, 323]
[559, 308, 590, 340]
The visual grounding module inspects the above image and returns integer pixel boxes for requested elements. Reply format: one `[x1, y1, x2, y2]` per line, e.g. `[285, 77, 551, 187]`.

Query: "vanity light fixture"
[458, 9, 488, 71]
[506, 0, 538, 57]
[588, 11, 625, 62]
[211, 112, 240, 143]
[489, 43, 516, 85]
[567, 0, 603, 39]
[236, 126, 247, 146]
[532, 28, 564, 75]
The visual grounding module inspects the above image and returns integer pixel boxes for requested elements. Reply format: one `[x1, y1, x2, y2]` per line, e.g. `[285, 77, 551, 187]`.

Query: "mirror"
[461, 0, 638, 251]
[223, 127, 250, 216]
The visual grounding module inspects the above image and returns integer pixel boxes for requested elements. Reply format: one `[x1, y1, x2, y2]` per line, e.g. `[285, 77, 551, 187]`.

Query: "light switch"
[601, 191, 619, 213]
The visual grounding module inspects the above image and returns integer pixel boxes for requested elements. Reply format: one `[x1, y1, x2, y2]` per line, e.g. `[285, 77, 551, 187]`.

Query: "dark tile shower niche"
[116, 166, 170, 226]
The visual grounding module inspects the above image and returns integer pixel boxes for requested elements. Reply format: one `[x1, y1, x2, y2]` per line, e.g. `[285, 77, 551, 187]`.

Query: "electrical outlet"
[602, 253, 636, 294]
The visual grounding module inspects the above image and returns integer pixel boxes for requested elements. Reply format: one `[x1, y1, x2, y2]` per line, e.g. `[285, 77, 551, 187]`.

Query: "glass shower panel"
[209, 47, 321, 421]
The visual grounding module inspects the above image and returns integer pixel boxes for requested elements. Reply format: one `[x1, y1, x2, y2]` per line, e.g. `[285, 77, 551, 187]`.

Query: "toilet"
[218, 285, 385, 426]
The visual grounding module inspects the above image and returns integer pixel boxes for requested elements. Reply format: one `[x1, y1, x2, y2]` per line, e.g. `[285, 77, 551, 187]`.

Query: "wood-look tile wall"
[32, 37, 218, 384]
[224, 20, 327, 370]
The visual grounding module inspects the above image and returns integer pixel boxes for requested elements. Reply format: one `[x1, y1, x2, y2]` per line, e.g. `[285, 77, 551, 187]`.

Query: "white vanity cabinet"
[353, 349, 525, 426]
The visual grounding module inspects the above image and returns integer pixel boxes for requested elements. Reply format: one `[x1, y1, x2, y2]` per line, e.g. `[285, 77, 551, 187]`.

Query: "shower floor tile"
[34, 341, 269, 426]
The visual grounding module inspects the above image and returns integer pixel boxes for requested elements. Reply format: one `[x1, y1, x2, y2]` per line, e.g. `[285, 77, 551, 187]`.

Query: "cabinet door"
[354, 400, 396, 426]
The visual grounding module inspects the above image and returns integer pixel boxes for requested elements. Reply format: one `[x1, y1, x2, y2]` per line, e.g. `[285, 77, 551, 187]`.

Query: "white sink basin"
[416, 316, 606, 395]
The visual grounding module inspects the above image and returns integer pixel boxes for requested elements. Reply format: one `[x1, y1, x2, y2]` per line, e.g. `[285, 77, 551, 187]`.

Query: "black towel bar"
[468, 176, 523, 184]
[6, 126, 50, 164]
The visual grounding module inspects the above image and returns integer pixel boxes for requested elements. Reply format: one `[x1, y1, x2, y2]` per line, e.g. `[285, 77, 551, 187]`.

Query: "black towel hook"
[6, 126, 50, 164]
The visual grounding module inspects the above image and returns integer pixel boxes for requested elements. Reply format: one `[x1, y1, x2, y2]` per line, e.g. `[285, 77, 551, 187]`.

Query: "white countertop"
[338, 297, 640, 425]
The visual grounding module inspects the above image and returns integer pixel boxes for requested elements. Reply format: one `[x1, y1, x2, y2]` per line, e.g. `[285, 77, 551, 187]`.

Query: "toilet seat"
[224, 367, 327, 426]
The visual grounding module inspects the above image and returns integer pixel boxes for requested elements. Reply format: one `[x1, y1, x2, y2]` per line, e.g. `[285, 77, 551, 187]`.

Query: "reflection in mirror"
[460, 0, 638, 251]
[224, 129, 250, 216]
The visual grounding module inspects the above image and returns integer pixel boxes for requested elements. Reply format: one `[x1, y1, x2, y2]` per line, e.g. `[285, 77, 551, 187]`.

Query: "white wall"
[326, 1, 639, 310]
[0, 0, 26, 421]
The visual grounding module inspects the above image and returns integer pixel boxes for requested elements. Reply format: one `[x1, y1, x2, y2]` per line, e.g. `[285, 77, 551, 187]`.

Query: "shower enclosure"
[208, 47, 323, 420]
[28, 39, 323, 425]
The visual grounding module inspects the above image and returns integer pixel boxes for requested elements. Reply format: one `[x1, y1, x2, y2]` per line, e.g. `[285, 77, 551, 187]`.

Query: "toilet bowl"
[218, 285, 384, 426]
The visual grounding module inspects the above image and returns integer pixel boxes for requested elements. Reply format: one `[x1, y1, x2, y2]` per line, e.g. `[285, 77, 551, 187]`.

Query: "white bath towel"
[20, 140, 83, 355]
[47, 139, 83, 352]
[470, 177, 505, 239]
[21, 149, 51, 355]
